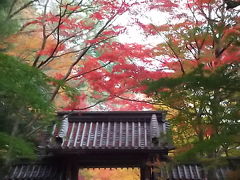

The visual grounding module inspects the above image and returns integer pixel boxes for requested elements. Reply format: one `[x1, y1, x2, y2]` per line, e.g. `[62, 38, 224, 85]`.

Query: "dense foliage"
[144, 0, 240, 166]
[7, 0, 163, 111]
[0, 0, 55, 174]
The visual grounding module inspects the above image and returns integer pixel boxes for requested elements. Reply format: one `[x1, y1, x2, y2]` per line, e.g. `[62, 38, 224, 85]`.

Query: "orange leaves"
[46, 53, 77, 77]
[54, 73, 64, 80]
[37, 43, 65, 56]
[194, 0, 216, 5]
[187, 0, 216, 8]
[79, 168, 140, 180]
[67, 6, 81, 11]
[21, 20, 42, 30]
[7, 32, 43, 60]
[157, 24, 171, 32]
[61, 5, 81, 11]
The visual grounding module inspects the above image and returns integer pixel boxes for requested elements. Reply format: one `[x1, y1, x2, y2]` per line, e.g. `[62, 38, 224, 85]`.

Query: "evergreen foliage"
[0, 53, 54, 134]
[0, 0, 55, 173]
[0, 132, 35, 165]
[146, 63, 240, 161]
[0, 0, 19, 42]
[0, 53, 55, 172]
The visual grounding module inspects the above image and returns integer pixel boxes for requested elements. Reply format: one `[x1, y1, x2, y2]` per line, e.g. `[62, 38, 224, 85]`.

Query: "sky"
[116, 8, 169, 45]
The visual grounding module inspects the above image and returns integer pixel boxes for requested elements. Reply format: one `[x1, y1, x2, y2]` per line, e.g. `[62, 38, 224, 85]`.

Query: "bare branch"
[151, 24, 185, 75]
[114, 95, 162, 105]
[66, 61, 112, 81]
[50, 13, 118, 101]
[32, 0, 50, 67]
[8, 0, 38, 19]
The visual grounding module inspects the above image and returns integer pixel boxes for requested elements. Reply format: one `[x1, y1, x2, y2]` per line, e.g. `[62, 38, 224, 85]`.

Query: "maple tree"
[6, 0, 168, 111]
[143, 0, 240, 167]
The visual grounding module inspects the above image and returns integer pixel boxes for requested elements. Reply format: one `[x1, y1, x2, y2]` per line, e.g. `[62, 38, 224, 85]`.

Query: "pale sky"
[116, 8, 169, 45]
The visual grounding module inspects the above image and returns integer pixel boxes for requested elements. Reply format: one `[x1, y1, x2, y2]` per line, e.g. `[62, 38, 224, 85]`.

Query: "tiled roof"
[157, 164, 230, 180]
[158, 164, 203, 179]
[6, 164, 64, 180]
[49, 111, 172, 151]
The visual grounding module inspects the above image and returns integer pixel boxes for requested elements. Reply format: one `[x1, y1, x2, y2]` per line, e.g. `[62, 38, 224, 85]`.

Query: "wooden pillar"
[71, 165, 79, 180]
[65, 163, 78, 180]
[140, 166, 152, 180]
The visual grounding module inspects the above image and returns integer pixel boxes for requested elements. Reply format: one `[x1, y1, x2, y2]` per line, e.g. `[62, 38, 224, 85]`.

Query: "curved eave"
[44, 145, 175, 154]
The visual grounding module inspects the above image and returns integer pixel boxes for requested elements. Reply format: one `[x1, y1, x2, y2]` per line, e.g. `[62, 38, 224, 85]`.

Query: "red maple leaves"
[19, 0, 240, 111]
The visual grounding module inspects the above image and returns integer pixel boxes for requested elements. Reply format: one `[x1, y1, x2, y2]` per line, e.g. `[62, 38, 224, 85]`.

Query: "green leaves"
[0, 53, 53, 114]
[145, 63, 240, 161]
[0, 132, 35, 161]
[0, 53, 55, 172]
[146, 64, 240, 93]
[0, 0, 19, 41]
[0, 53, 55, 141]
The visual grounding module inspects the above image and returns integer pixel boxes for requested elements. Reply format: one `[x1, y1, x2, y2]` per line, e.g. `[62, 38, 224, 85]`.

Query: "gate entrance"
[7, 111, 236, 180]
[7, 111, 174, 180]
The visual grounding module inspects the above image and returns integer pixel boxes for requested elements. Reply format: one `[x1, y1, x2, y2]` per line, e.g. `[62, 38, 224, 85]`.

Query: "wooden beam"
[140, 166, 152, 180]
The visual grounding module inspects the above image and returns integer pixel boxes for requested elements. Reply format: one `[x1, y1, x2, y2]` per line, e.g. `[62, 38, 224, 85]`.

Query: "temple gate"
[6, 111, 231, 179]
[7, 111, 174, 180]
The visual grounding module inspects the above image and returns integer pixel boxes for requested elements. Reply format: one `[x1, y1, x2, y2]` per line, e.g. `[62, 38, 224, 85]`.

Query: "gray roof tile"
[50, 111, 171, 150]
[6, 164, 63, 180]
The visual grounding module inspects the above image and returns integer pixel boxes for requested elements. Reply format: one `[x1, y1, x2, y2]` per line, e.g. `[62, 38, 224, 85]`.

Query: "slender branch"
[166, 40, 185, 75]
[8, 0, 37, 19]
[186, 44, 199, 60]
[50, 14, 118, 101]
[151, 24, 185, 75]
[40, 35, 115, 68]
[73, 98, 108, 110]
[187, 0, 199, 25]
[66, 62, 112, 81]
[114, 95, 163, 105]
[216, 40, 233, 58]
[37, 0, 67, 68]
[7, 0, 18, 19]
[32, 0, 49, 67]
